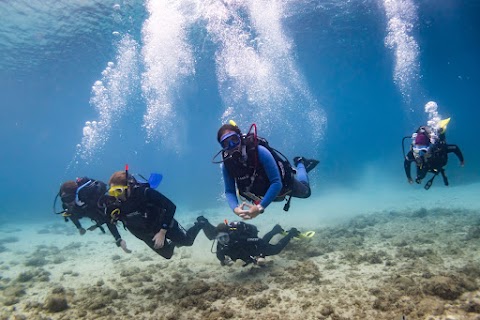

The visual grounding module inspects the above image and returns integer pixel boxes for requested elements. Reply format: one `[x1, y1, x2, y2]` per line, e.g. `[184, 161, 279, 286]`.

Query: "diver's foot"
[293, 156, 304, 166]
[196, 215, 209, 225]
[293, 157, 320, 173]
[256, 257, 267, 266]
[271, 224, 284, 234]
[288, 227, 301, 238]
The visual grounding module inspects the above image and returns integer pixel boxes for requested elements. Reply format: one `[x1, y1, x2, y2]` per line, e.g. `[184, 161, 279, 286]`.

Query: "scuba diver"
[213, 121, 320, 219]
[403, 118, 464, 190]
[215, 221, 300, 267]
[54, 178, 127, 251]
[103, 168, 216, 259]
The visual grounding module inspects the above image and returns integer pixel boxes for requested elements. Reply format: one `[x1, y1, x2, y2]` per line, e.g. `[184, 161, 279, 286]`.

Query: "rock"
[44, 295, 68, 312]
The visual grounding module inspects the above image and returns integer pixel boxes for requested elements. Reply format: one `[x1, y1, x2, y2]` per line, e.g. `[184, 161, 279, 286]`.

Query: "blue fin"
[148, 173, 163, 189]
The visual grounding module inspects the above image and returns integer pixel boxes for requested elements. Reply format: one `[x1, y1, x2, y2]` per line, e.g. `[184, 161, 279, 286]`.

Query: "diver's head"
[216, 223, 229, 233]
[217, 123, 241, 143]
[108, 171, 130, 201]
[59, 181, 77, 205]
[216, 232, 230, 245]
[218, 124, 243, 161]
[215, 223, 230, 245]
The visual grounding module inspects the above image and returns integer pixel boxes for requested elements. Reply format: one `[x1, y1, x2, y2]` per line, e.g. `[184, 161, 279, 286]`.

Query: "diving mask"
[108, 185, 128, 198]
[220, 132, 241, 150]
[216, 232, 230, 245]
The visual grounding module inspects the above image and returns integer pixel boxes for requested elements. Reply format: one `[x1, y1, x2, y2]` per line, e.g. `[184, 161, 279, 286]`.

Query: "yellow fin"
[281, 230, 315, 239]
[438, 117, 451, 132]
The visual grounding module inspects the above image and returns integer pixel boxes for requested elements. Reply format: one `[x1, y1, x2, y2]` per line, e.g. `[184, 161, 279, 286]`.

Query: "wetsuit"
[105, 186, 205, 259]
[63, 199, 121, 238]
[223, 145, 311, 210]
[61, 179, 121, 240]
[216, 223, 295, 266]
[404, 143, 464, 183]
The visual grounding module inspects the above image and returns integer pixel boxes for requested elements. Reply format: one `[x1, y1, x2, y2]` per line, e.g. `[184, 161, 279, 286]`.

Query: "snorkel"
[125, 163, 129, 186]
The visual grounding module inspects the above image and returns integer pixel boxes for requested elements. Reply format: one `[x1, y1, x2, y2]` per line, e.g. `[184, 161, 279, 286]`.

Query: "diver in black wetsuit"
[404, 126, 464, 189]
[56, 178, 126, 251]
[215, 221, 300, 266]
[104, 170, 216, 259]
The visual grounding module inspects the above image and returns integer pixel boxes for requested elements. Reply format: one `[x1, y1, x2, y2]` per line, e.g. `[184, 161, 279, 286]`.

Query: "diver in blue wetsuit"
[213, 121, 319, 219]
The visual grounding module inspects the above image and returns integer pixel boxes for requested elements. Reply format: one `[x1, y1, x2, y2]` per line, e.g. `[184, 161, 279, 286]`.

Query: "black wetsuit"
[105, 185, 205, 259]
[404, 143, 464, 184]
[61, 179, 121, 240]
[63, 199, 121, 238]
[216, 223, 295, 266]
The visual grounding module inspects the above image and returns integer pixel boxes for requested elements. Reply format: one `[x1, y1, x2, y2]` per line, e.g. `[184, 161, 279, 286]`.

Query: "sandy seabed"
[1, 183, 480, 320]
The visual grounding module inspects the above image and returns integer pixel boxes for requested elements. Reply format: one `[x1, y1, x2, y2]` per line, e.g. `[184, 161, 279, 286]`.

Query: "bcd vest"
[223, 134, 293, 202]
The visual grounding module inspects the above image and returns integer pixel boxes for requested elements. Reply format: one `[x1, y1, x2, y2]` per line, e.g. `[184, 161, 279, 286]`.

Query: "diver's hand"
[120, 240, 131, 253]
[78, 228, 86, 235]
[408, 178, 413, 184]
[152, 229, 167, 249]
[233, 202, 249, 217]
[237, 203, 262, 220]
[460, 161, 465, 167]
[245, 203, 263, 219]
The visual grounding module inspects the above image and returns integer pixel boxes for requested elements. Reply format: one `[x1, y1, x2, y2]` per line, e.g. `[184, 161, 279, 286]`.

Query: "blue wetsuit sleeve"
[222, 164, 239, 211]
[257, 145, 283, 208]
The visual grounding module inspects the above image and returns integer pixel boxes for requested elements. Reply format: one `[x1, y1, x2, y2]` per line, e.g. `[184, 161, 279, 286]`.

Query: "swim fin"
[438, 118, 451, 133]
[293, 157, 320, 173]
[282, 230, 315, 239]
[305, 159, 320, 173]
[148, 173, 163, 189]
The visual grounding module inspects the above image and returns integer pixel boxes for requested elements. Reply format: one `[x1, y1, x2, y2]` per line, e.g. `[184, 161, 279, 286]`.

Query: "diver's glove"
[78, 228, 86, 235]
[116, 238, 132, 253]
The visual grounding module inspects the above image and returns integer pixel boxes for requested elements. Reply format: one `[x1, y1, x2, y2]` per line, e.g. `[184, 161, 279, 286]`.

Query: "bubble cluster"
[77, 34, 139, 161]
[78, 0, 327, 161]
[141, 0, 194, 150]
[382, 0, 419, 100]
[425, 100, 442, 128]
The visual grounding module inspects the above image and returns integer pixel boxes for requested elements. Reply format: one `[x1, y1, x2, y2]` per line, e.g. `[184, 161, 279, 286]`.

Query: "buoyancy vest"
[222, 133, 293, 202]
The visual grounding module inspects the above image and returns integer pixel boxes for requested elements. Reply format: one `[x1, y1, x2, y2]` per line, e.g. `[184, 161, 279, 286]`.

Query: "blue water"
[0, 0, 479, 223]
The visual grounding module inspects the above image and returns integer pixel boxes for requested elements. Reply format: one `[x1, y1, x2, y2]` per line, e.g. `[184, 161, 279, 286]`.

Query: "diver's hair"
[109, 171, 128, 186]
[60, 181, 77, 195]
[216, 223, 230, 233]
[217, 124, 241, 142]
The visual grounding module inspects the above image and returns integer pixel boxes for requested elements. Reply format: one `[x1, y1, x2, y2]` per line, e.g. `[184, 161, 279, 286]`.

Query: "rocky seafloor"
[1, 207, 480, 320]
